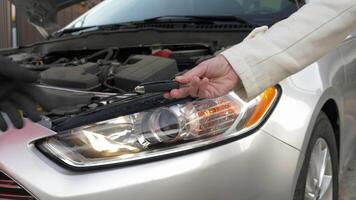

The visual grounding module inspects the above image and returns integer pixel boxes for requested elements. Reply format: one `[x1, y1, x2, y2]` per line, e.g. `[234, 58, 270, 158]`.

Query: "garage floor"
[340, 152, 356, 200]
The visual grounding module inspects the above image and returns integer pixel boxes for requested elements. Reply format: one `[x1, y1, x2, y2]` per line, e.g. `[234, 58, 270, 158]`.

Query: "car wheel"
[293, 112, 339, 200]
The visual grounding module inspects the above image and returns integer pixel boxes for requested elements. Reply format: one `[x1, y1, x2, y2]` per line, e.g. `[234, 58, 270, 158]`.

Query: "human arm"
[166, 0, 356, 101]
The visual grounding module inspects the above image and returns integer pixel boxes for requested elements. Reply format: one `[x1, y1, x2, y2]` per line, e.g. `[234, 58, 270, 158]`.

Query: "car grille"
[0, 172, 36, 199]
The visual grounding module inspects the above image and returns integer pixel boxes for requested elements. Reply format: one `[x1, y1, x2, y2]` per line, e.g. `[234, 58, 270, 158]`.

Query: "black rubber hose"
[84, 47, 118, 62]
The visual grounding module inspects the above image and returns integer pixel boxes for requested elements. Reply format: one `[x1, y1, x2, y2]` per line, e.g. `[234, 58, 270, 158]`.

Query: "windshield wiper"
[54, 26, 96, 37]
[56, 15, 257, 37]
[54, 24, 132, 37]
[141, 15, 257, 25]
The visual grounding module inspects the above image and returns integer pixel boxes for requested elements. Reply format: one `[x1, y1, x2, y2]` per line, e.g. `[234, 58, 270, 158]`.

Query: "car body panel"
[338, 32, 356, 171]
[262, 32, 356, 175]
[2, 1, 356, 200]
[0, 121, 300, 200]
[261, 45, 344, 151]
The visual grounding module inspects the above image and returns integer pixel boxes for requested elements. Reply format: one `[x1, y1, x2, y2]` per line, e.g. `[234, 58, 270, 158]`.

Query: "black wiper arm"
[55, 15, 257, 37]
[142, 15, 212, 23]
[142, 15, 258, 25]
[60, 16, 215, 35]
[54, 26, 97, 37]
[191, 16, 256, 25]
[55, 23, 133, 37]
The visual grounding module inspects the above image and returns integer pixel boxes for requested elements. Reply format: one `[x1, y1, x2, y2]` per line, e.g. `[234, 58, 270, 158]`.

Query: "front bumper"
[0, 122, 301, 200]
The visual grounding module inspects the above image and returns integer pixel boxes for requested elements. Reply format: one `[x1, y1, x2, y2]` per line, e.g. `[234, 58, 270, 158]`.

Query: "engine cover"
[114, 55, 178, 91]
[40, 63, 101, 90]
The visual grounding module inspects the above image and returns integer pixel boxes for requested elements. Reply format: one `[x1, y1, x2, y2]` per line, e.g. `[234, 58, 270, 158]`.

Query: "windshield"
[65, 0, 297, 29]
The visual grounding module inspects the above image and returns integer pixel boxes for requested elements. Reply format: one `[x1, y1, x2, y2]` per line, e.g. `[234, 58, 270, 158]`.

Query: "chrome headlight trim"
[36, 85, 281, 170]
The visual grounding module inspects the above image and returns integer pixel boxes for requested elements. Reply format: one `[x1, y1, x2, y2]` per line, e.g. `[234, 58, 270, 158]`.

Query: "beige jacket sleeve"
[221, 0, 356, 101]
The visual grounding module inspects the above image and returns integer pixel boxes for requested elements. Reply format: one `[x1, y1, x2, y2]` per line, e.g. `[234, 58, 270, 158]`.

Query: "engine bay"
[6, 45, 216, 130]
[9, 45, 212, 92]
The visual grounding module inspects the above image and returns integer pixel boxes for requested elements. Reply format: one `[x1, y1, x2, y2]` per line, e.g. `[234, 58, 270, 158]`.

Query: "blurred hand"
[164, 55, 240, 99]
[0, 56, 50, 132]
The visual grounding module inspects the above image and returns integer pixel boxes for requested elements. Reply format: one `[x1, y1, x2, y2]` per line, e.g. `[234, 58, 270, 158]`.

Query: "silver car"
[0, 0, 354, 199]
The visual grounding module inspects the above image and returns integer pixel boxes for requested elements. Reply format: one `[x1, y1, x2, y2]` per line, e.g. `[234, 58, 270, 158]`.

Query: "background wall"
[0, 0, 11, 48]
[0, 0, 102, 48]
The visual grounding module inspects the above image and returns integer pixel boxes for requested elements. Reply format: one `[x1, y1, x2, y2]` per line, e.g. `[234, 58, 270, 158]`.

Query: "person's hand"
[0, 56, 49, 132]
[164, 55, 240, 99]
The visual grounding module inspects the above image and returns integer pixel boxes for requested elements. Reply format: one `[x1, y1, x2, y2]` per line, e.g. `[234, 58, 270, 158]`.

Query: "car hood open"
[10, 0, 90, 38]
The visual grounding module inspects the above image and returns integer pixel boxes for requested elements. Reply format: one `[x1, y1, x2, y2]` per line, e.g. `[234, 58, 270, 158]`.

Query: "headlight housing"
[36, 87, 280, 169]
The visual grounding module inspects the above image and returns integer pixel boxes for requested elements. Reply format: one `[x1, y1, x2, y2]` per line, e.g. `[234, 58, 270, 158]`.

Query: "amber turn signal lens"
[193, 99, 239, 136]
[37, 89, 280, 169]
[245, 87, 277, 128]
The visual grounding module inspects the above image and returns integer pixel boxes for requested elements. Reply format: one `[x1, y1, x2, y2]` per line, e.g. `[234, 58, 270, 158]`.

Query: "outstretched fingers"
[169, 87, 190, 99]
[0, 113, 8, 132]
[166, 76, 210, 99]
[175, 62, 208, 84]
[10, 92, 41, 122]
[0, 101, 24, 129]
[22, 84, 52, 111]
[163, 92, 172, 99]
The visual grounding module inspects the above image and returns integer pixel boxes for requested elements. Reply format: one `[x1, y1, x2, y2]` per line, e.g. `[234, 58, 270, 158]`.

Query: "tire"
[293, 112, 339, 200]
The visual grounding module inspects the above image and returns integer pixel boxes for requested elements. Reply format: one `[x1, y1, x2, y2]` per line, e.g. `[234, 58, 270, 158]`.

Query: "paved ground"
[340, 152, 356, 200]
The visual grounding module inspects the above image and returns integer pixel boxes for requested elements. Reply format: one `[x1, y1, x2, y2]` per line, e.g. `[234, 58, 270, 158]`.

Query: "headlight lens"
[37, 87, 279, 169]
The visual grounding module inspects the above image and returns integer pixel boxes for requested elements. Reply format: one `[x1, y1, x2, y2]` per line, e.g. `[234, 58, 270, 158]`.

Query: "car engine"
[6, 45, 214, 130]
[9, 45, 212, 92]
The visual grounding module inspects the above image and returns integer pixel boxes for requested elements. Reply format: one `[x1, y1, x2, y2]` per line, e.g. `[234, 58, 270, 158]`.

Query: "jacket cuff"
[221, 47, 261, 102]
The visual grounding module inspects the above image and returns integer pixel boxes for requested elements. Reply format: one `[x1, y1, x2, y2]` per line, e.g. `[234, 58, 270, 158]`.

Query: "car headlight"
[36, 87, 280, 169]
